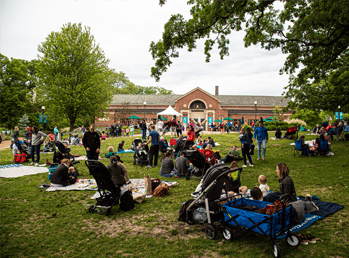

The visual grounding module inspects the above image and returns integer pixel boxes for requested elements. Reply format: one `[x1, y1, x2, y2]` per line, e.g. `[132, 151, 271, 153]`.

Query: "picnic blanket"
[46, 179, 98, 191]
[74, 156, 102, 161]
[0, 164, 49, 178]
[116, 150, 135, 154]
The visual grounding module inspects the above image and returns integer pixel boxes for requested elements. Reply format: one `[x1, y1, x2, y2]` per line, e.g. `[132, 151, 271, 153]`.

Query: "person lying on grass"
[50, 159, 77, 186]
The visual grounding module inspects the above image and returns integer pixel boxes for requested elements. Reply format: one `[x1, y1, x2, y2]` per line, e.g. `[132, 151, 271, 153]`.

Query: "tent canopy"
[157, 106, 182, 116]
[128, 115, 141, 119]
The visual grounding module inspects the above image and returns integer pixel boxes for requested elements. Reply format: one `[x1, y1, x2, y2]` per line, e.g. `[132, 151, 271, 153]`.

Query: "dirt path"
[0, 140, 12, 150]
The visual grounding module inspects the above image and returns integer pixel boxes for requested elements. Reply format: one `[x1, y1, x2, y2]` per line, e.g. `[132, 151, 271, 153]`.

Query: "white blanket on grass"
[46, 179, 98, 191]
[0, 165, 49, 178]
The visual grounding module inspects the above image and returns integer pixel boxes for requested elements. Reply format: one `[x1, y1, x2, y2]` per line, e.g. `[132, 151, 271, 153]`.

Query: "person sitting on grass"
[118, 140, 125, 152]
[175, 151, 191, 177]
[258, 175, 270, 197]
[50, 159, 77, 186]
[159, 151, 175, 177]
[274, 163, 297, 202]
[221, 145, 242, 163]
[297, 135, 310, 156]
[275, 128, 282, 139]
[225, 161, 248, 197]
[107, 156, 126, 187]
[105, 146, 116, 158]
[203, 144, 216, 164]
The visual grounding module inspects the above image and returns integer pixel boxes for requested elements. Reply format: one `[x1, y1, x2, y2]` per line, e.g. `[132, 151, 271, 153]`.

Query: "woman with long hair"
[30, 125, 47, 166]
[239, 127, 253, 167]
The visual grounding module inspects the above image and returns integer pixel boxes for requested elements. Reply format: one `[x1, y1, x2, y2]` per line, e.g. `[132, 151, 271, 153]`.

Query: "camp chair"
[317, 140, 330, 156]
[169, 138, 177, 147]
[294, 140, 303, 157]
[286, 126, 298, 140]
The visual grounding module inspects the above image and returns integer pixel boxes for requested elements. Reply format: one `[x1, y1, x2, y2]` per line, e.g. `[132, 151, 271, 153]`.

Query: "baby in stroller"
[133, 142, 149, 166]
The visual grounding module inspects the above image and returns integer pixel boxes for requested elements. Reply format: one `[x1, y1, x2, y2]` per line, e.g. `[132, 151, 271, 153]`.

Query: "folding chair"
[294, 140, 303, 157]
[286, 127, 298, 140]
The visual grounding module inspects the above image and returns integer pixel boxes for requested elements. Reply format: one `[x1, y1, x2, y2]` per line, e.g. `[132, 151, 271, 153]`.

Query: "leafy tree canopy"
[37, 23, 114, 131]
[111, 70, 173, 95]
[150, 0, 349, 112]
[0, 54, 36, 129]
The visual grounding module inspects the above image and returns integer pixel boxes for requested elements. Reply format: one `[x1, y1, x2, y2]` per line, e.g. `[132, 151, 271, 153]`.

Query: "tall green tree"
[37, 23, 114, 131]
[150, 0, 349, 111]
[0, 54, 32, 129]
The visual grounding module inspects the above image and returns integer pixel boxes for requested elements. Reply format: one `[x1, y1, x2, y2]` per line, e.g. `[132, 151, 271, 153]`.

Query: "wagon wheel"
[273, 241, 281, 258]
[205, 225, 217, 240]
[286, 233, 301, 247]
[222, 227, 234, 241]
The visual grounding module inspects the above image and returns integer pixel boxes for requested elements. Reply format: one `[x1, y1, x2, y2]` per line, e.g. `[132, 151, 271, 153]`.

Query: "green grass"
[1, 133, 349, 258]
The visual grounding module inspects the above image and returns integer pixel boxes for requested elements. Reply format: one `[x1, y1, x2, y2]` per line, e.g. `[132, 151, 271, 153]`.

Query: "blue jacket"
[254, 126, 269, 140]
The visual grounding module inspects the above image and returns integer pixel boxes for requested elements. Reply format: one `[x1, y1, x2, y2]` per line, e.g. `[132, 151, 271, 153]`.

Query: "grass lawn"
[1, 132, 348, 258]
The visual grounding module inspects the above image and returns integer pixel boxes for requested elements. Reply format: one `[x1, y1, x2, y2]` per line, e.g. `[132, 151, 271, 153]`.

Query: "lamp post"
[338, 105, 341, 120]
[254, 101, 257, 124]
[143, 102, 146, 120]
[41, 106, 45, 132]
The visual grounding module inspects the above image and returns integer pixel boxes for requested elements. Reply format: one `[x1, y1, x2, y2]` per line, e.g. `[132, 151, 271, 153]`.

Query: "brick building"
[95, 86, 290, 128]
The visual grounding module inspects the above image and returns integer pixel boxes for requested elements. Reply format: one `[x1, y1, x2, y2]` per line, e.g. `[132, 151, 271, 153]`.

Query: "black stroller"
[17, 140, 31, 162]
[183, 149, 211, 180]
[53, 141, 80, 173]
[85, 160, 121, 216]
[133, 138, 149, 166]
[174, 139, 193, 157]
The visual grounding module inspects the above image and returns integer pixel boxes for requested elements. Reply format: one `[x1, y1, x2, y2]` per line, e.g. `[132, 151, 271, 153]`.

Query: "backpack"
[178, 199, 195, 222]
[119, 190, 135, 211]
[13, 154, 27, 164]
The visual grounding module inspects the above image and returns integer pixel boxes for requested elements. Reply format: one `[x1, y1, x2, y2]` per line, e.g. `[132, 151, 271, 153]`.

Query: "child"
[105, 146, 116, 158]
[121, 128, 125, 137]
[118, 141, 125, 152]
[126, 127, 129, 137]
[226, 161, 248, 197]
[12, 140, 19, 156]
[68, 166, 78, 180]
[258, 175, 270, 197]
[101, 131, 106, 143]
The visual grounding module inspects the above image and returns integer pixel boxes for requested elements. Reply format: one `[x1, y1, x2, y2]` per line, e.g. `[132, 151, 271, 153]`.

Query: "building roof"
[111, 92, 288, 107]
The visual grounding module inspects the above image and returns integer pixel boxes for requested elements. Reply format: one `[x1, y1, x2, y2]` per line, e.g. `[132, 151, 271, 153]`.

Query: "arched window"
[190, 100, 206, 109]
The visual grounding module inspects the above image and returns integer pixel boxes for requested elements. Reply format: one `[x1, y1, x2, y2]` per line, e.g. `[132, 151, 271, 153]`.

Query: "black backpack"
[120, 190, 135, 211]
[178, 199, 194, 222]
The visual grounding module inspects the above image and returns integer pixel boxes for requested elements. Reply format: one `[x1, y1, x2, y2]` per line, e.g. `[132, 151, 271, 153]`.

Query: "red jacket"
[187, 129, 195, 141]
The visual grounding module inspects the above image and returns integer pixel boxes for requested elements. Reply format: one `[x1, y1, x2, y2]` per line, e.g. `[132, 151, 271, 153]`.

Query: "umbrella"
[223, 117, 233, 121]
[161, 117, 168, 121]
[214, 119, 222, 122]
[263, 116, 274, 122]
[128, 115, 141, 119]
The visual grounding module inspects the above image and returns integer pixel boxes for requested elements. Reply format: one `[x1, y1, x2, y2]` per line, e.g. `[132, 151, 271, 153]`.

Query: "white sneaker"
[249, 164, 254, 167]
[34, 163, 39, 167]
[29, 162, 34, 166]
[242, 165, 247, 168]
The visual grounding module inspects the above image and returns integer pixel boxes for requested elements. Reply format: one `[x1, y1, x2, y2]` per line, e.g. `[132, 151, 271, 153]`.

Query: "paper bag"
[144, 174, 152, 195]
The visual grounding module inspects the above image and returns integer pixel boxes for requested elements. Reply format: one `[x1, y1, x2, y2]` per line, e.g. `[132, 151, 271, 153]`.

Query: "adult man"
[82, 124, 100, 161]
[169, 117, 177, 138]
[157, 119, 164, 135]
[221, 145, 241, 163]
[175, 151, 190, 177]
[253, 121, 269, 160]
[140, 120, 147, 140]
[54, 125, 59, 141]
[145, 125, 160, 167]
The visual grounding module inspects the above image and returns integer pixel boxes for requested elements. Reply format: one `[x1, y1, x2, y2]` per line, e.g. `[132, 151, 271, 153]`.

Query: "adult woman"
[50, 159, 76, 186]
[159, 151, 175, 177]
[176, 121, 182, 137]
[186, 124, 195, 147]
[239, 128, 253, 167]
[274, 163, 297, 202]
[30, 125, 47, 166]
[107, 156, 126, 186]
[11, 126, 20, 149]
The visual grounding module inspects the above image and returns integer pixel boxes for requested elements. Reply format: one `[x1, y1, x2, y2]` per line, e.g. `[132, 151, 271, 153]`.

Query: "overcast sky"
[0, 0, 289, 96]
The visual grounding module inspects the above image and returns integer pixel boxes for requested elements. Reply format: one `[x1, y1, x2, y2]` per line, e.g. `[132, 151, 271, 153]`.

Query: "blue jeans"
[86, 150, 98, 161]
[257, 139, 267, 159]
[31, 144, 41, 163]
[142, 129, 147, 139]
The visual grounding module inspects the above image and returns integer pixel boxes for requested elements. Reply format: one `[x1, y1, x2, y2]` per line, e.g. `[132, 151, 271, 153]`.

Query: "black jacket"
[82, 131, 101, 151]
[50, 165, 71, 186]
[275, 175, 297, 202]
[140, 122, 147, 130]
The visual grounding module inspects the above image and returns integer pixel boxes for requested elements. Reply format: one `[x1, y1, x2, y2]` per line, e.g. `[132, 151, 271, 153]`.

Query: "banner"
[340, 112, 343, 119]
[335, 112, 339, 119]
[208, 117, 212, 125]
[39, 114, 43, 123]
[183, 117, 187, 124]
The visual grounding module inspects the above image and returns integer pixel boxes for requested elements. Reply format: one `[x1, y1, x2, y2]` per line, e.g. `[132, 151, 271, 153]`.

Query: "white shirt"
[259, 183, 270, 197]
[157, 120, 164, 129]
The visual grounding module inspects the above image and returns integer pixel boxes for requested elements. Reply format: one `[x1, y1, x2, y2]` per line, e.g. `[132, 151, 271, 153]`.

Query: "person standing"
[145, 125, 160, 167]
[186, 124, 195, 148]
[140, 120, 147, 140]
[24, 126, 32, 141]
[82, 124, 101, 161]
[240, 128, 253, 167]
[157, 119, 164, 135]
[130, 123, 134, 136]
[176, 121, 182, 137]
[169, 117, 177, 138]
[254, 121, 269, 160]
[30, 125, 47, 166]
[54, 125, 59, 141]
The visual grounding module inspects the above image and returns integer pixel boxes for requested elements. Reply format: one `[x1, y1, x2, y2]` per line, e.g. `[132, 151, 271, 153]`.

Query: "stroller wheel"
[205, 225, 217, 240]
[286, 233, 301, 247]
[186, 216, 195, 225]
[185, 173, 191, 180]
[105, 208, 111, 216]
[133, 160, 136, 165]
[273, 241, 281, 258]
[222, 227, 234, 241]
[89, 206, 95, 213]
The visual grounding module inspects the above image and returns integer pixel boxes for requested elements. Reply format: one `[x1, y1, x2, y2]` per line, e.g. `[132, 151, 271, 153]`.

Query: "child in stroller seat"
[225, 162, 248, 197]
